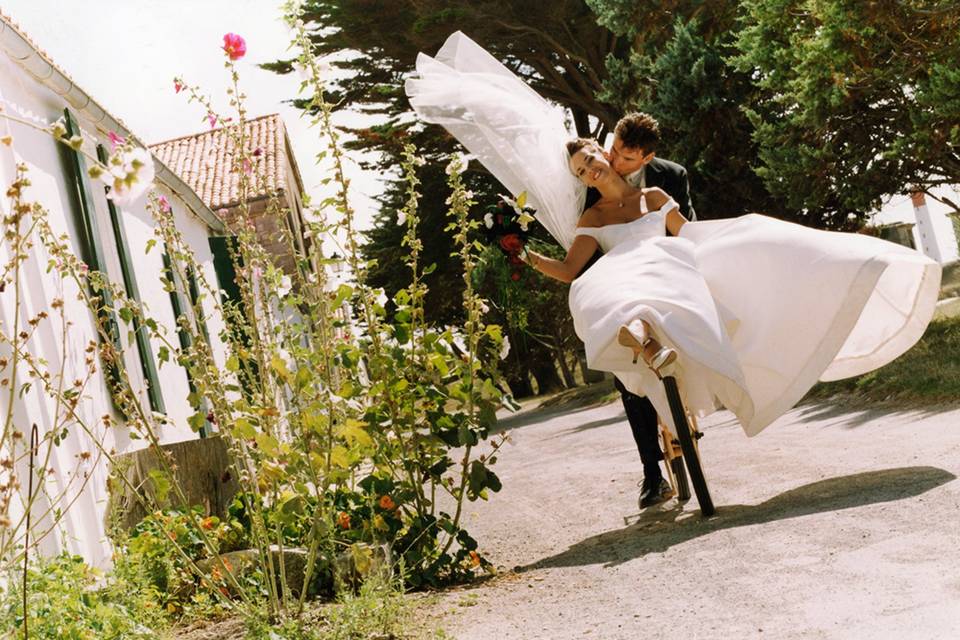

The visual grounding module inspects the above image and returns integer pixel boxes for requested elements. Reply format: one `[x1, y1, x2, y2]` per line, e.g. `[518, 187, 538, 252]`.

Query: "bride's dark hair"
[565, 137, 601, 157]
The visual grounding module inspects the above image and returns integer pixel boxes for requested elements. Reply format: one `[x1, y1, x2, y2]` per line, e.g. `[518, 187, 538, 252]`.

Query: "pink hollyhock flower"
[208, 113, 218, 129]
[158, 195, 172, 213]
[174, 79, 183, 94]
[108, 131, 126, 151]
[242, 158, 253, 175]
[222, 33, 246, 61]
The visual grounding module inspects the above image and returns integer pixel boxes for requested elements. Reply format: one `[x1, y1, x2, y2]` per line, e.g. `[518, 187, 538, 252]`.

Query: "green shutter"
[209, 236, 257, 389]
[62, 109, 125, 411]
[96, 144, 165, 414]
[163, 251, 212, 437]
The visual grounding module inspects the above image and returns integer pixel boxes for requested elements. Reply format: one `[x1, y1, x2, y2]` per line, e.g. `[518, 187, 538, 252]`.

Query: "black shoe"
[639, 476, 675, 509]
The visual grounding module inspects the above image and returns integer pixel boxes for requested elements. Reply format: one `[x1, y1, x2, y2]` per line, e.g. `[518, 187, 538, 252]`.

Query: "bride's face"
[569, 144, 613, 188]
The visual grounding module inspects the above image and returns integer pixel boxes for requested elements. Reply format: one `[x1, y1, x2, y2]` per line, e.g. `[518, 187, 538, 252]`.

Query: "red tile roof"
[150, 113, 294, 212]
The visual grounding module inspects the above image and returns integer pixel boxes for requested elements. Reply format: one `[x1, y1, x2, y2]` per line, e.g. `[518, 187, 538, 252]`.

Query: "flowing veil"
[405, 31, 586, 250]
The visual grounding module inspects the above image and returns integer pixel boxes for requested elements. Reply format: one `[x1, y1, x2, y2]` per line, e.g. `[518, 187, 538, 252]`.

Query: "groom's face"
[608, 138, 655, 176]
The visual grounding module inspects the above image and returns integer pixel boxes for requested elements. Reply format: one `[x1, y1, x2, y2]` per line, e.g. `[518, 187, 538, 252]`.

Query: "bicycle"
[658, 374, 715, 517]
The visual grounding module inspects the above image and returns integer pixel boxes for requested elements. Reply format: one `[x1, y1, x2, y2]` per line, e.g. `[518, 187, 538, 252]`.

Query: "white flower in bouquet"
[499, 335, 511, 360]
[483, 212, 495, 229]
[499, 191, 536, 231]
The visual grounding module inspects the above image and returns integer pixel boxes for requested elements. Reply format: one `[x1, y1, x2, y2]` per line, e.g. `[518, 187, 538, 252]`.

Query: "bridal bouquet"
[482, 192, 537, 278]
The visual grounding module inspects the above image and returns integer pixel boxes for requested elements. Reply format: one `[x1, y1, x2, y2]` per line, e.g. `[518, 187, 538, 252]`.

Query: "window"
[62, 109, 126, 412]
[96, 143, 165, 413]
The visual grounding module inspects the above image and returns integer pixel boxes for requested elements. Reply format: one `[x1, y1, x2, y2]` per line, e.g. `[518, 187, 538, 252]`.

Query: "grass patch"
[806, 315, 960, 406]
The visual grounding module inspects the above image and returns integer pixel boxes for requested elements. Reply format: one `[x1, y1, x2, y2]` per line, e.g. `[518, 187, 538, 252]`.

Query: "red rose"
[499, 233, 524, 254]
[510, 270, 521, 281]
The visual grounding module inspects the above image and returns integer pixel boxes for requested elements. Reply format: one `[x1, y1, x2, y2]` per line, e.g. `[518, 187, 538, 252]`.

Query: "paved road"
[429, 396, 960, 639]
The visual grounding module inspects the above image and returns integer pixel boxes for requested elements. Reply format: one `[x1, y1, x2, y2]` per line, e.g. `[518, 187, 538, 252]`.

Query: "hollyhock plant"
[222, 33, 246, 60]
[102, 146, 155, 206]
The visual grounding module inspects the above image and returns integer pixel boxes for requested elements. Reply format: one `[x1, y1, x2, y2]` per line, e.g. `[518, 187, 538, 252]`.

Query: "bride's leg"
[618, 321, 677, 375]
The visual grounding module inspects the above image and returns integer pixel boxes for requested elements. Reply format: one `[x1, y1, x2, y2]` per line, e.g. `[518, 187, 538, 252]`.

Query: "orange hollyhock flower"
[469, 550, 481, 567]
[200, 516, 216, 530]
[337, 511, 351, 529]
[379, 495, 396, 510]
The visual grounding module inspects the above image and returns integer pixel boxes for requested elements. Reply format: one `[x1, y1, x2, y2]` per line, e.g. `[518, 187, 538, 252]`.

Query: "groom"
[582, 112, 696, 508]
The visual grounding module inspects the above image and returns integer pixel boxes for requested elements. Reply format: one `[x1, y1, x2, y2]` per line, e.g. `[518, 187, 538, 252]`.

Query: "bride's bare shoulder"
[642, 187, 670, 207]
[577, 207, 603, 229]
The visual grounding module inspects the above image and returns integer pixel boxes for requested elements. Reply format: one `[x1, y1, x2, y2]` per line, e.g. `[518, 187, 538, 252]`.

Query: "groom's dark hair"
[615, 112, 660, 153]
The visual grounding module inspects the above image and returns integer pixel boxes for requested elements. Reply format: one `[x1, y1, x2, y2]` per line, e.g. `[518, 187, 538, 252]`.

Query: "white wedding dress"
[406, 31, 942, 437]
[572, 195, 941, 436]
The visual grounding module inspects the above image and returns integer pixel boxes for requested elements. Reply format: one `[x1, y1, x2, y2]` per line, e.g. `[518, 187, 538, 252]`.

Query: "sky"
[2, 0, 383, 229]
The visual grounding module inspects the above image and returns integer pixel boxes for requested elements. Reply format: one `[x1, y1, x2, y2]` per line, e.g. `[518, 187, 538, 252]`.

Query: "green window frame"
[162, 250, 212, 437]
[96, 144, 165, 414]
[209, 236, 257, 390]
[63, 109, 127, 412]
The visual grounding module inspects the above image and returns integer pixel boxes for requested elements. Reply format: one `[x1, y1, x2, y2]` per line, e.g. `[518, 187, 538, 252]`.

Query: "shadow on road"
[793, 401, 959, 429]
[522, 466, 956, 571]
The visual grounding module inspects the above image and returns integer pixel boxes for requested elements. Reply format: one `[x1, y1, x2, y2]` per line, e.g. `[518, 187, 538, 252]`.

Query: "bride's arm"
[525, 235, 599, 283]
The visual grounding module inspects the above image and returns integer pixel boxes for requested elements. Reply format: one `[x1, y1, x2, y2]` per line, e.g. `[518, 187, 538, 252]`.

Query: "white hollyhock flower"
[397, 210, 407, 226]
[499, 335, 511, 360]
[479, 300, 490, 314]
[103, 147, 155, 206]
[277, 275, 293, 298]
[374, 288, 388, 307]
[483, 212, 494, 229]
[445, 152, 471, 175]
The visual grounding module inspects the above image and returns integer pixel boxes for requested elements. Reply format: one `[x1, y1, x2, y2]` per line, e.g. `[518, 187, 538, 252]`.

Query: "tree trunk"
[577, 348, 605, 384]
[530, 358, 564, 395]
[555, 346, 576, 388]
[108, 435, 239, 531]
[505, 368, 535, 398]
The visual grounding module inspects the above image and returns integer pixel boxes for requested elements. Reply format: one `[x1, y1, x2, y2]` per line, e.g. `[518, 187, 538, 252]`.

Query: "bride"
[406, 32, 942, 436]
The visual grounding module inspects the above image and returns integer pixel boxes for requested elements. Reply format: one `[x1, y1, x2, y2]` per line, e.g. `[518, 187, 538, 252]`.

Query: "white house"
[0, 12, 236, 568]
[871, 185, 960, 265]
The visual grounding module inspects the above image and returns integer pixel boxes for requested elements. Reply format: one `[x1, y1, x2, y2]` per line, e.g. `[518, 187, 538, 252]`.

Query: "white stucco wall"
[0, 48, 228, 568]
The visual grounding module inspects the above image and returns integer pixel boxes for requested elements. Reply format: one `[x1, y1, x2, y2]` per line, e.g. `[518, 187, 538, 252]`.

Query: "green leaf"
[270, 354, 291, 381]
[337, 419, 373, 447]
[332, 283, 353, 309]
[233, 417, 256, 440]
[148, 469, 171, 504]
[255, 432, 280, 457]
[330, 445, 351, 469]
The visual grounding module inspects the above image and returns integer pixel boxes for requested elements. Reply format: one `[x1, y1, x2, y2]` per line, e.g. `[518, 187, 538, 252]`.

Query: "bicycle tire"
[670, 456, 690, 502]
[662, 375, 715, 516]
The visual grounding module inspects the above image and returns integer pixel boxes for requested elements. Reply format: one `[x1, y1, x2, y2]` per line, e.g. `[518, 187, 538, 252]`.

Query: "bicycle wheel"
[662, 375, 715, 516]
[670, 456, 690, 502]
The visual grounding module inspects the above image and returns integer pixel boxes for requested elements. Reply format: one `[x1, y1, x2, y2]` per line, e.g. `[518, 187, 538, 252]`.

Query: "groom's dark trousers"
[581, 157, 696, 479]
